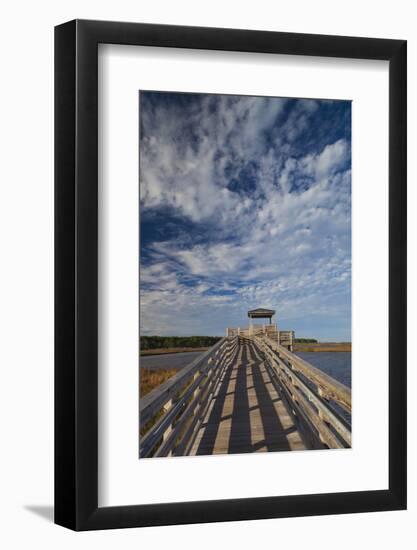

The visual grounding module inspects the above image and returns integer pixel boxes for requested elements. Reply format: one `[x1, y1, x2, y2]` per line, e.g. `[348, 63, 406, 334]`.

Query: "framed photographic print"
[55, 20, 406, 530]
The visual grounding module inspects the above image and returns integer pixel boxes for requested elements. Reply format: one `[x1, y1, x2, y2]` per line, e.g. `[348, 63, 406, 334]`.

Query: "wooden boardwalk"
[189, 340, 306, 455]
[139, 335, 351, 458]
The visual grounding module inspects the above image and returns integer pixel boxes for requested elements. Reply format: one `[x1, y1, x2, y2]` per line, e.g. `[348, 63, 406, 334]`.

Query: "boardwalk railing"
[139, 336, 239, 457]
[227, 324, 294, 350]
[253, 335, 351, 449]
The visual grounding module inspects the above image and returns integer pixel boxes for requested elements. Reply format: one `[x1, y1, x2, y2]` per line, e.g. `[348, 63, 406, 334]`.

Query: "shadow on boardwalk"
[194, 340, 300, 456]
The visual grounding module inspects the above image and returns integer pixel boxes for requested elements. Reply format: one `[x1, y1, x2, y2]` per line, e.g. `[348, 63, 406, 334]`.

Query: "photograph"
[139, 91, 352, 458]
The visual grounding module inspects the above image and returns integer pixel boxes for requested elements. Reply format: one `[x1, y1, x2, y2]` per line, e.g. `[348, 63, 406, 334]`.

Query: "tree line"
[294, 338, 318, 343]
[140, 335, 222, 350]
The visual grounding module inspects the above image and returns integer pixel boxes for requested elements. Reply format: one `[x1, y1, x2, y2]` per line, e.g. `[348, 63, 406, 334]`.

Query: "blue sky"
[139, 92, 351, 341]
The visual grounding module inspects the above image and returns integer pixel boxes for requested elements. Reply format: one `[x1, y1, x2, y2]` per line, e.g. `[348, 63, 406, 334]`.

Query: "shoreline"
[140, 347, 209, 357]
[141, 342, 351, 356]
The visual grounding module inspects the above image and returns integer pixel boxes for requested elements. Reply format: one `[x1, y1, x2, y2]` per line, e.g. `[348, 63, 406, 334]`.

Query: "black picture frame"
[55, 19, 407, 531]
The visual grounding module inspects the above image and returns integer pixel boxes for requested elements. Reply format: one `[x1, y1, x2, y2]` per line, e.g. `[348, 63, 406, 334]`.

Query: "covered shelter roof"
[247, 308, 276, 319]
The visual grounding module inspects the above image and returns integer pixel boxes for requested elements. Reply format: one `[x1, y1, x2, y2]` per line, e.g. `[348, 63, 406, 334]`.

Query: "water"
[140, 350, 352, 389]
[140, 351, 202, 371]
[297, 352, 351, 388]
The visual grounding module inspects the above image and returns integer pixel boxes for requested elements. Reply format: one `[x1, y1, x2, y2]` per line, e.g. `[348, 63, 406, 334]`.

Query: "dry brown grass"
[294, 342, 351, 352]
[140, 368, 178, 397]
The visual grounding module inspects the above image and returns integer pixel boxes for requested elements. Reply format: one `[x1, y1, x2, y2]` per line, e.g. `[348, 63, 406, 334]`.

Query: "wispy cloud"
[139, 92, 351, 340]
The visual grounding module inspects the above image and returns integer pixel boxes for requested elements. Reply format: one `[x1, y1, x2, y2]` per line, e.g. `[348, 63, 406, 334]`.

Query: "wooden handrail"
[140, 337, 226, 426]
[139, 336, 238, 457]
[253, 335, 351, 448]
[257, 336, 351, 412]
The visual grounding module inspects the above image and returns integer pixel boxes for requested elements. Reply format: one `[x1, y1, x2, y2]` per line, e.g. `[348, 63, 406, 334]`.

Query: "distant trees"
[140, 335, 222, 350]
[140, 336, 317, 349]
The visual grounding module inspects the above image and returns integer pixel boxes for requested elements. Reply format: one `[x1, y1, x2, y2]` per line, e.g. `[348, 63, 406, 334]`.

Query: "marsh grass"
[140, 367, 177, 397]
[293, 342, 351, 352]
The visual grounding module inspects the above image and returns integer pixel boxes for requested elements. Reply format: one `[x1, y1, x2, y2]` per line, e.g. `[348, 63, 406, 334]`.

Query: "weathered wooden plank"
[278, 371, 345, 449]
[189, 340, 306, 455]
